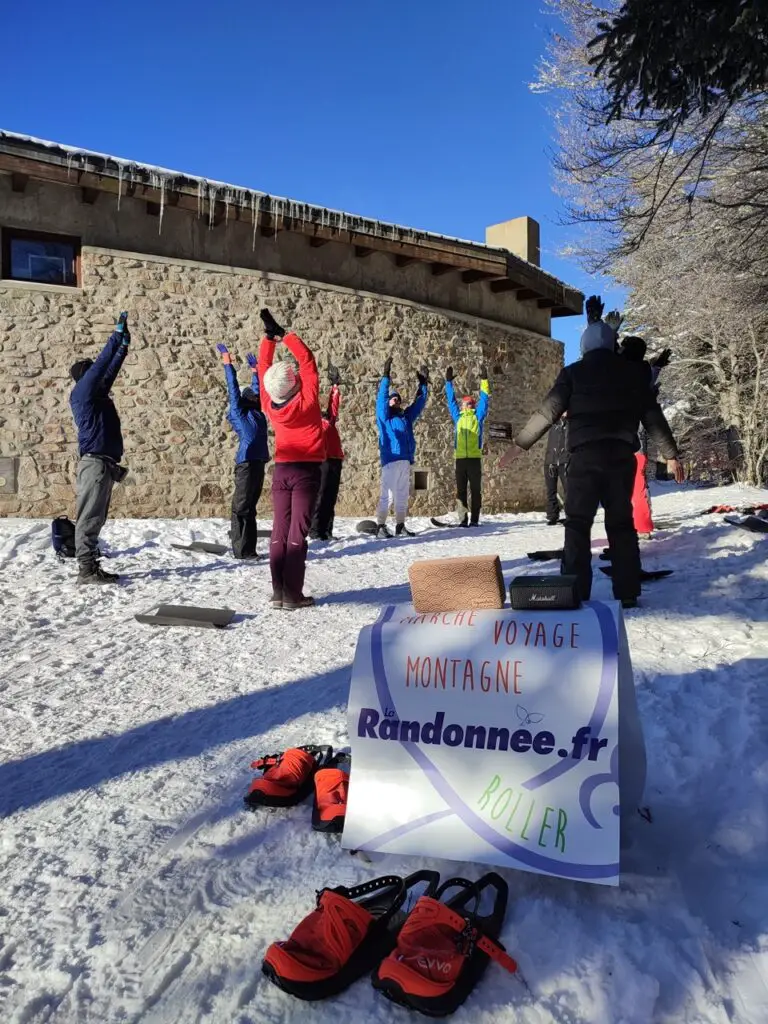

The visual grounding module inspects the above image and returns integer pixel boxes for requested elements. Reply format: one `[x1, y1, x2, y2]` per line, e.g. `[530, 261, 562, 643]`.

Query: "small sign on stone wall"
[488, 422, 513, 442]
[0, 457, 19, 494]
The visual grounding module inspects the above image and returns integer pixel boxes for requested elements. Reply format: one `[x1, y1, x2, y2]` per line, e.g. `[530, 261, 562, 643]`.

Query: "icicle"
[158, 176, 166, 235]
[251, 193, 260, 250]
[66, 153, 74, 178]
[117, 162, 124, 210]
[198, 180, 206, 219]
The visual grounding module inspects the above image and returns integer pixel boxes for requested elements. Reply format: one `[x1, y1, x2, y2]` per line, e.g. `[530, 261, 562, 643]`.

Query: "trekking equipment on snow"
[724, 513, 768, 534]
[600, 566, 674, 581]
[262, 870, 440, 1001]
[135, 604, 236, 628]
[244, 745, 333, 809]
[373, 872, 516, 1017]
[51, 516, 76, 559]
[312, 751, 350, 833]
[171, 541, 228, 555]
[395, 523, 416, 538]
[526, 549, 564, 562]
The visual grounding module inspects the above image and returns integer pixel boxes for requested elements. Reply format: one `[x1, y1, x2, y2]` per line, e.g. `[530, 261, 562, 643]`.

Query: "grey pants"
[75, 456, 114, 562]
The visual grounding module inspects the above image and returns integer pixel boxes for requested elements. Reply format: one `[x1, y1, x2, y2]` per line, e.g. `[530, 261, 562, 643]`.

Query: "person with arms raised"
[258, 308, 325, 610]
[215, 344, 269, 559]
[375, 357, 428, 538]
[310, 360, 344, 541]
[69, 312, 131, 585]
[500, 302, 684, 609]
[444, 364, 490, 526]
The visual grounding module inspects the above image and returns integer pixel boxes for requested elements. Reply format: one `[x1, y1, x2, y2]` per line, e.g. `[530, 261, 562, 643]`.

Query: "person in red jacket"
[310, 361, 344, 541]
[258, 308, 325, 610]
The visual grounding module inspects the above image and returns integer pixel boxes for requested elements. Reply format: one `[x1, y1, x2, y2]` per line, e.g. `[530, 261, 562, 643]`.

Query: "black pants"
[231, 461, 265, 558]
[562, 441, 640, 601]
[310, 458, 343, 539]
[545, 463, 568, 523]
[456, 458, 482, 524]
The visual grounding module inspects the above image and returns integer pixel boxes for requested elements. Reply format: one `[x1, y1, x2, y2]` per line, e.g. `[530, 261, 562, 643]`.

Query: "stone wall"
[0, 248, 563, 519]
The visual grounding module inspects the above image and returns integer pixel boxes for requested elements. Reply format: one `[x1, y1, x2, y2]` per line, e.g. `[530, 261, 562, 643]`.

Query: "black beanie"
[621, 336, 647, 362]
[70, 358, 94, 382]
[241, 387, 260, 409]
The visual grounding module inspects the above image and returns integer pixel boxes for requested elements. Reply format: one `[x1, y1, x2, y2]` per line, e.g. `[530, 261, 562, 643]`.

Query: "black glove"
[382, 356, 393, 378]
[480, 364, 488, 379]
[650, 348, 672, 369]
[328, 361, 341, 386]
[585, 295, 604, 324]
[417, 366, 429, 386]
[260, 308, 285, 341]
[445, 366, 454, 382]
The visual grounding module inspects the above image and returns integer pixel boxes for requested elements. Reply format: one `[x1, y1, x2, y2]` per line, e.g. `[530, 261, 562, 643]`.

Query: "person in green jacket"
[444, 365, 490, 526]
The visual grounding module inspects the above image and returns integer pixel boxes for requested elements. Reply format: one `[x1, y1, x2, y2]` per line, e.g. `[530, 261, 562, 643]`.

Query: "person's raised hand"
[246, 352, 257, 369]
[216, 343, 232, 365]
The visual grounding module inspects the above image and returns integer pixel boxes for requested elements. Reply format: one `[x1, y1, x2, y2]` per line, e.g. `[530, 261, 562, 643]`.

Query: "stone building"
[0, 132, 582, 519]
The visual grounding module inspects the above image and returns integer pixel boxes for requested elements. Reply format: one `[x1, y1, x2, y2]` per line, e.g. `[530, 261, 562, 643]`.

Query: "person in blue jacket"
[69, 312, 131, 585]
[216, 344, 270, 559]
[374, 356, 429, 538]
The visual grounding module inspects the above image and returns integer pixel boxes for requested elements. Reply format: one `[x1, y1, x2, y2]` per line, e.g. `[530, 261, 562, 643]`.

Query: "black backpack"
[52, 516, 76, 559]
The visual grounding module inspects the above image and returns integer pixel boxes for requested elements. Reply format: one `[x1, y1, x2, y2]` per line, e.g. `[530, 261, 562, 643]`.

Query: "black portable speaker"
[509, 574, 581, 611]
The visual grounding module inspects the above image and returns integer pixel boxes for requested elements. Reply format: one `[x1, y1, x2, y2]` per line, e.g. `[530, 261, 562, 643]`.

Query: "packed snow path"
[1, 483, 768, 1024]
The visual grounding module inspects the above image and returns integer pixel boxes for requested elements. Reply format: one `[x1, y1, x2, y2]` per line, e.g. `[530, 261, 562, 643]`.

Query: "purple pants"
[270, 462, 321, 602]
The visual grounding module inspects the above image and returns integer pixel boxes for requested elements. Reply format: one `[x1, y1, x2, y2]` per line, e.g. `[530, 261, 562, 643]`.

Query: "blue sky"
[0, 0, 623, 361]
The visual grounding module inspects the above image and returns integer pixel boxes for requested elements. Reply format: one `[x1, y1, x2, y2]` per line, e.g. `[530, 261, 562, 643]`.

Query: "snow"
[1, 482, 768, 1024]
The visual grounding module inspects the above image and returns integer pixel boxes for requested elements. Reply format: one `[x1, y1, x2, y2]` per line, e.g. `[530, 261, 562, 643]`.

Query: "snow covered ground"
[1, 482, 768, 1024]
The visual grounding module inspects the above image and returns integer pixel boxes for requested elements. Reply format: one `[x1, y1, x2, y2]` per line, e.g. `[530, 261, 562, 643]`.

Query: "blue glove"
[216, 343, 229, 355]
[246, 352, 257, 369]
[116, 311, 130, 345]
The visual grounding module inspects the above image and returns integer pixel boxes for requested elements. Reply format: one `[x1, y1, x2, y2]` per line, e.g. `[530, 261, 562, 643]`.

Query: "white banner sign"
[343, 602, 644, 886]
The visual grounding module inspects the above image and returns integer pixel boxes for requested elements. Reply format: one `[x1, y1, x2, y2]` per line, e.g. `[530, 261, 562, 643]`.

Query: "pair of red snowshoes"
[244, 744, 350, 833]
[262, 870, 517, 1016]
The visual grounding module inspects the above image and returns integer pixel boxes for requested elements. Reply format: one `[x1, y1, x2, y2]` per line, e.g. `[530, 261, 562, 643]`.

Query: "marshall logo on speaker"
[509, 574, 580, 611]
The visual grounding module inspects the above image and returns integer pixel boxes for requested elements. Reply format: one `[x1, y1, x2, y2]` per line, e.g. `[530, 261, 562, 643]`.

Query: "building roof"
[0, 130, 582, 317]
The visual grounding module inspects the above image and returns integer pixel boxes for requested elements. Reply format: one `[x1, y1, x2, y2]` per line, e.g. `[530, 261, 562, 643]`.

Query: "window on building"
[1, 229, 80, 287]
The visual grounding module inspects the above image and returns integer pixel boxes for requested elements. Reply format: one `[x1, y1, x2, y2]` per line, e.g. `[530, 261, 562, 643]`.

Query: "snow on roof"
[0, 130, 574, 294]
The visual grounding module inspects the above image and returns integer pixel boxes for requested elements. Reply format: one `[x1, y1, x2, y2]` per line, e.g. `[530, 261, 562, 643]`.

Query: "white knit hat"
[580, 321, 617, 356]
[263, 361, 299, 403]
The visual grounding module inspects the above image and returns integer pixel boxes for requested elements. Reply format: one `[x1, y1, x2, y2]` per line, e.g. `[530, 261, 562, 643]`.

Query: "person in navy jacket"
[374, 356, 428, 538]
[216, 344, 270, 559]
[69, 313, 131, 585]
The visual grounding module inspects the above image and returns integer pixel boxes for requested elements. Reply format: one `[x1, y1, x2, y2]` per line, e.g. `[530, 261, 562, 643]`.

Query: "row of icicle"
[63, 148, 422, 249]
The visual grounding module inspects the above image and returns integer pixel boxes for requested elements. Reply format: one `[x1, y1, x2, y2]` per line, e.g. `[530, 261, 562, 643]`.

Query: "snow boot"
[270, 590, 283, 609]
[77, 559, 119, 585]
[395, 523, 415, 538]
[376, 524, 393, 539]
[282, 596, 316, 611]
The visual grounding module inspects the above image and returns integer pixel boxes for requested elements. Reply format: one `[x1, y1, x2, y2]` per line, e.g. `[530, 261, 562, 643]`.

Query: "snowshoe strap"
[251, 753, 281, 771]
[419, 898, 517, 975]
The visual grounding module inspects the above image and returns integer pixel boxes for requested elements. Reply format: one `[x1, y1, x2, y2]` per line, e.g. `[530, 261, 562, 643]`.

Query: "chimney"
[485, 216, 540, 266]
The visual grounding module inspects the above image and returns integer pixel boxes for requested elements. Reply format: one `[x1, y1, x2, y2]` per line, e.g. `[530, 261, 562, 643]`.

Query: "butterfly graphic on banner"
[516, 705, 544, 726]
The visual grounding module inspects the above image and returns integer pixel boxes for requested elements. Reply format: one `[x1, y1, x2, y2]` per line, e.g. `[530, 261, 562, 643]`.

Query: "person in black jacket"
[500, 345, 684, 607]
[69, 313, 131, 585]
[544, 415, 569, 525]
